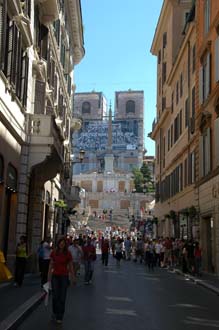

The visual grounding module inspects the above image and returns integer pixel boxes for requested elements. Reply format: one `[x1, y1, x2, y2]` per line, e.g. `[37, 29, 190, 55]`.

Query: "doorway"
[205, 217, 214, 272]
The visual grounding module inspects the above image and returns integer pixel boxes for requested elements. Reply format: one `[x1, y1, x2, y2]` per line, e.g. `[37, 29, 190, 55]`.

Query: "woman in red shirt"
[48, 237, 75, 324]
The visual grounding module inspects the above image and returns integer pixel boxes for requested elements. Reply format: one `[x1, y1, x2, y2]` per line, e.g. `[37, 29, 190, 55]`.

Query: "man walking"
[82, 237, 96, 284]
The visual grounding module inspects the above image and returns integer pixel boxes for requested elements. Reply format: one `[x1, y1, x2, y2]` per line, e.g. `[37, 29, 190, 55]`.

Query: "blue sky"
[74, 0, 163, 156]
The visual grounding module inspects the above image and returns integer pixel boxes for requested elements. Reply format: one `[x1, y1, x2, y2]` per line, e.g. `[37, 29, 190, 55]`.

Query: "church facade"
[72, 90, 153, 214]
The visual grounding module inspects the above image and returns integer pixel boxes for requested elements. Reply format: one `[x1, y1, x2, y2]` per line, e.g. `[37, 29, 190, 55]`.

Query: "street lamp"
[71, 149, 85, 163]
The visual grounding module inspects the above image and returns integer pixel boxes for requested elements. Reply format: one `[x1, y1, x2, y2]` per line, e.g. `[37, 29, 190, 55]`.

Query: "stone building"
[150, 0, 219, 275]
[195, 0, 219, 274]
[72, 90, 153, 215]
[0, 0, 84, 269]
[150, 0, 197, 240]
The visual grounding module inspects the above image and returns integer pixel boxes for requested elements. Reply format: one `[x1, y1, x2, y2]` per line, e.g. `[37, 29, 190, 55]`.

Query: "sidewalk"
[0, 274, 45, 330]
[170, 267, 219, 295]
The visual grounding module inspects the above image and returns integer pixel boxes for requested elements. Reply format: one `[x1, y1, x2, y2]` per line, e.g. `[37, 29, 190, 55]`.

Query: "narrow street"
[18, 255, 219, 330]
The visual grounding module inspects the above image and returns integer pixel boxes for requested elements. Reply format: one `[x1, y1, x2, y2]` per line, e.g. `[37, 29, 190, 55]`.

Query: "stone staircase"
[87, 208, 130, 232]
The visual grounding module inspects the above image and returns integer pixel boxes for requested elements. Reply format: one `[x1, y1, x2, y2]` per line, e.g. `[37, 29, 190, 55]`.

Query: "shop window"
[6, 163, 17, 192]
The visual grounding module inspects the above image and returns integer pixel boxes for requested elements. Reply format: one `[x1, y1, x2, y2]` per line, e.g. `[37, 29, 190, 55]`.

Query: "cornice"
[67, 0, 85, 65]
[151, 0, 169, 55]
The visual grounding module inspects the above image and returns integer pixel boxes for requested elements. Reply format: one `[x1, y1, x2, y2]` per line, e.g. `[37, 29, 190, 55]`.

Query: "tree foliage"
[132, 163, 153, 193]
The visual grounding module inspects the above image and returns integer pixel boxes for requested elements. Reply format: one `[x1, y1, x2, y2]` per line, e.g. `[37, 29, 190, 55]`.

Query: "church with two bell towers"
[72, 90, 151, 212]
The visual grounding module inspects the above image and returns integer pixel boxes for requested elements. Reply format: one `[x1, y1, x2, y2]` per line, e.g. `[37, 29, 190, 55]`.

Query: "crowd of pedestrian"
[98, 231, 202, 276]
[12, 230, 202, 325]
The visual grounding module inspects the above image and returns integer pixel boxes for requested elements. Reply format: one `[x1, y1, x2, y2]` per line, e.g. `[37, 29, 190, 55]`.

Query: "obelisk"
[104, 102, 114, 173]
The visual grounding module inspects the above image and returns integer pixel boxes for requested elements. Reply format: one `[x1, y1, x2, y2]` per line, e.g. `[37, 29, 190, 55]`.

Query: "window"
[0, 1, 7, 70]
[188, 152, 195, 184]
[191, 87, 195, 117]
[163, 32, 167, 49]
[157, 144, 160, 164]
[2, 16, 29, 106]
[192, 45, 196, 73]
[174, 115, 179, 143]
[215, 36, 219, 83]
[179, 163, 183, 192]
[185, 98, 189, 128]
[176, 81, 179, 104]
[162, 97, 166, 112]
[199, 53, 211, 104]
[82, 101, 91, 114]
[204, 0, 211, 35]
[6, 163, 17, 192]
[180, 73, 183, 98]
[184, 158, 188, 187]
[158, 50, 161, 64]
[171, 91, 174, 113]
[215, 117, 219, 167]
[200, 128, 211, 177]
[171, 124, 173, 147]
[162, 62, 166, 84]
[168, 129, 170, 151]
[179, 109, 182, 135]
[163, 136, 165, 168]
[126, 100, 135, 113]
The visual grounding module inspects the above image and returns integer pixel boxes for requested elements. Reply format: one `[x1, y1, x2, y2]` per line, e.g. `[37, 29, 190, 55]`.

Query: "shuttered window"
[215, 118, 219, 167]
[199, 135, 203, 178]
[34, 80, 46, 114]
[199, 53, 211, 104]
[202, 127, 211, 176]
[215, 36, 219, 83]
[192, 44, 196, 73]
[2, 14, 29, 106]
[180, 73, 183, 98]
[0, 1, 7, 70]
[185, 98, 189, 128]
[204, 0, 210, 35]
[184, 158, 188, 187]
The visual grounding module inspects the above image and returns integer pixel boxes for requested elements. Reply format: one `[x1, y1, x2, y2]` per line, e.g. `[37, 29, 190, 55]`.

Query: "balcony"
[28, 114, 64, 170]
[67, 185, 81, 208]
[37, 0, 59, 25]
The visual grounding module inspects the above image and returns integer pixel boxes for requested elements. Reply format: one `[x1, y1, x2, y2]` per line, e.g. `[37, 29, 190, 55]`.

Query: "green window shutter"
[0, 1, 7, 70]
[199, 135, 203, 178]
[206, 127, 211, 175]
[215, 36, 219, 83]
[205, 53, 210, 98]
[214, 118, 219, 167]
[199, 67, 203, 105]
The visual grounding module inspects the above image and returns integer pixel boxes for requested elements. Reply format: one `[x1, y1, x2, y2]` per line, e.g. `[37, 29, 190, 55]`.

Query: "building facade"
[73, 90, 144, 174]
[151, 0, 219, 275]
[72, 90, 152, 216]
[0, 0, 84, 270]
[196, 0, 219, 273]
[150, 0, 197, 240]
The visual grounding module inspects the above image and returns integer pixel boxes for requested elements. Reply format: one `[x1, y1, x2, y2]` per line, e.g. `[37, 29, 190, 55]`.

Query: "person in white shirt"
[41, 237, 51, 286]
[155, 240, 162, 267]
[68, 239, 83, 278]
